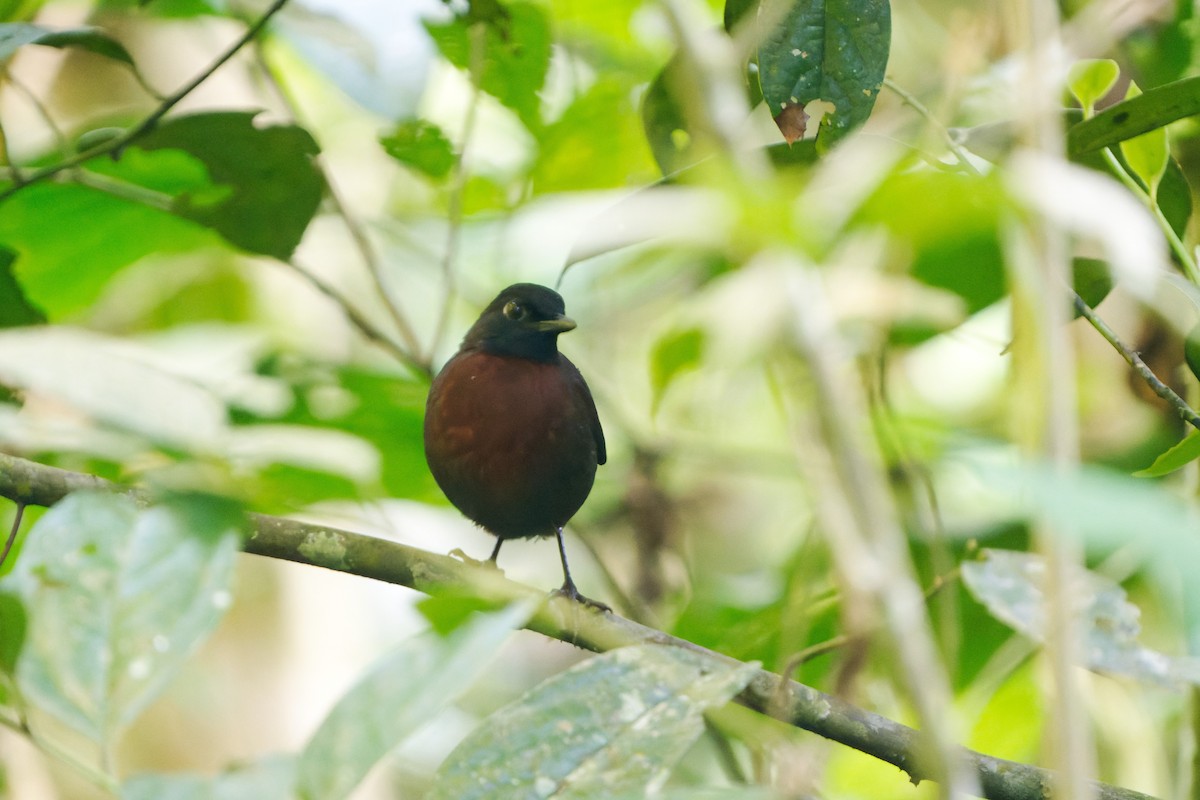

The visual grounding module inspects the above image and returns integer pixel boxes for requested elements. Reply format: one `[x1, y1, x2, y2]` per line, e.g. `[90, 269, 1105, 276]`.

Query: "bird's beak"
[534, 315, 576, 333]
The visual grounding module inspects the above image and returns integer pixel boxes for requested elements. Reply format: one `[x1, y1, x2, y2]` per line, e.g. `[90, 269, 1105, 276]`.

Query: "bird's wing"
[562, 355, 606, 466]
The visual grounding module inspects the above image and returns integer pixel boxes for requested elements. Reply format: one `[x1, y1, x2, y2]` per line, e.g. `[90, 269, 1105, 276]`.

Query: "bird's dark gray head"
[462, 283, 576, 362]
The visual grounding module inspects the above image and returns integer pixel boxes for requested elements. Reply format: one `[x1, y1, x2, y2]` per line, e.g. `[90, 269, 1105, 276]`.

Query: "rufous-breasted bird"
[423, 283, 608, 609]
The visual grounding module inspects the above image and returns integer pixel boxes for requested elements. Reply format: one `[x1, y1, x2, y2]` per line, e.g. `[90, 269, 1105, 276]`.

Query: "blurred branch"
[1073, 293, 1200, 432]
[0, 451, 1160, 800]
[0, 0, 292, 204]
[250, 46, 427, 367]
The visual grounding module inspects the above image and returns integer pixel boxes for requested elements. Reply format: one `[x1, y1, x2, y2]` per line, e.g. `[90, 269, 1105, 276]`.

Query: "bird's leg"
[551, 526, 610, 612]
[488, 537, 504, 563]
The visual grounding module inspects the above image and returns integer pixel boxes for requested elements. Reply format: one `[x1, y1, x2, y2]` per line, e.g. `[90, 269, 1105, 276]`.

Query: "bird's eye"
[503, 301, 527, 321]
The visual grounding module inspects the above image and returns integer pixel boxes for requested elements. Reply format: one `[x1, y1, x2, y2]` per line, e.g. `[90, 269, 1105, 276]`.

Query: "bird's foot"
[552, 582, 611, 613]
[448, 548, 498, 570]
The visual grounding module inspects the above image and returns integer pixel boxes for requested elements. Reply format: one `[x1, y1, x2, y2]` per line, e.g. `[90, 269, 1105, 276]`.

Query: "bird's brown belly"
[424, 352, 599, 539]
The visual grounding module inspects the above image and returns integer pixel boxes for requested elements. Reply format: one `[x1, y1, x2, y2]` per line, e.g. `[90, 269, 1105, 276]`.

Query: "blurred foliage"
[0, 0, 1198, 797]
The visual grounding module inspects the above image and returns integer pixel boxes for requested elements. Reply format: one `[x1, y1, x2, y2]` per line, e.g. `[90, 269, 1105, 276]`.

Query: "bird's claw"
[552, 584, 611, 613]
[448, 548, 499, 569]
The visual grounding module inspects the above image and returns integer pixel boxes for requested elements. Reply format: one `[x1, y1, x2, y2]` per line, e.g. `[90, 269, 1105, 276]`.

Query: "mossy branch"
[0, 452, 1158, 800]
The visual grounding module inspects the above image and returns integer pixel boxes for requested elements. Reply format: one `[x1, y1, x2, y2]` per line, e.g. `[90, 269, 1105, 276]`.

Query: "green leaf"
[963, 549, 1200, 686]
[2, 492, 242, 744]
[297, 602, 534, 800]
[756, 0, 890, 149]
[641, 54, 694, 177]
[0, 592, 26, 676]
[381, 119, 455, 179]
[1134, 430, 1200, 477]
[1068, 75, 1200, 156]
[122, 755, 296, 800]
[650, 327, 705, 413]
[0, 327, 228, 450]
[425, 3, 550, 130]
[0, 183, 220, 319]
[0, 22, 133, 64]
[0, 247, 44, 327]
[132, 112, 324, 259]
[1066, 59, 1119, 115]
[1118, 84, 1169, 195]
[1071, 257, 1112, 311]
[427, 644, 757, 800]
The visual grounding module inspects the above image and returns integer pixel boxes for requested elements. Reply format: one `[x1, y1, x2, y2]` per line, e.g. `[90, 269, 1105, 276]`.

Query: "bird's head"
[462, 283, 577, 362]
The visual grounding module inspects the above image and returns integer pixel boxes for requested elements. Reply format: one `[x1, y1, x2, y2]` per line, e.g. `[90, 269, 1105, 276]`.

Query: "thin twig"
[884, 78, 983, 178]
[286, 259, 431, 377]
[249, 45, 427, 363]
[1073, 292, 1200, 431]
[0, 0, 292, 204]
[0, 502, 23, 568]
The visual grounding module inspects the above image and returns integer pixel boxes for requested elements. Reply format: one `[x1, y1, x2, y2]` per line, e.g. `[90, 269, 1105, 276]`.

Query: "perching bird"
[424, 283, 608, 609]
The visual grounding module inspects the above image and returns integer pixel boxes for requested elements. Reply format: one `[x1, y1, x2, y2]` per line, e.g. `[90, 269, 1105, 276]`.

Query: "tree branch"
[0, 451, 1158, 800]
[0, 0, 292, 204]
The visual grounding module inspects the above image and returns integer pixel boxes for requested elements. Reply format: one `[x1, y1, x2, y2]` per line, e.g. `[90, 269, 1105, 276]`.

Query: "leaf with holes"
[756, 0, 890, 149]
[427, 644, 756, 799]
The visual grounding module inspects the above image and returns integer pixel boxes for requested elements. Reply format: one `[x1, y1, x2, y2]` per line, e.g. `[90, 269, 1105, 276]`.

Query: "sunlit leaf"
[425, 3, 550, 130]
[297, 602, 534, 800]
[427, 644, 756, 799]
[1066, 59, 1119, 115]
[650, 327, 705, 414]
[1135, 430, 1200, 478]
[756, 0, 890, 149]
[963, 549, 1200, 686]
[0, 592, 25, 676]
[2, 492, 241, 744]
[0, 184, 220, 319]
[1068, 75, 1200, 156]
[381, 119, 455, 179]
[1118, 84, 1169, 196]
[122, 755, 296, 800]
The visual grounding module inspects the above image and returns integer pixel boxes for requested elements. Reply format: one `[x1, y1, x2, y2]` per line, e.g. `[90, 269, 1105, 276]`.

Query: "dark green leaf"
[1068, 75, 1200, 156]
[381, 119, 455, 179]
[425, 3, 550, 130]
[757, 0, 890, 149]
[724, 0, 757, 32]
[297, 603, 533, 800]
[122, 755, 297, 800]
[1186, 322, 1200, 383]
[641, 54, 707, 177]
[2, 492, 241, 743]
[0, 22, 133, 64]
[0, 247, 44, 327]
[428, 645, 756, 799]
[1071, 257, 1112, 311]
[132, 112, 323, 259]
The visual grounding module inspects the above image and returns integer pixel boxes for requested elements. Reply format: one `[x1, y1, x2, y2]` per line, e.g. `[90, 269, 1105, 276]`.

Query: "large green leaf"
[756, 0, 890, 148]
[1, 492, 241, 744]
[427, 644, 756, 799]
[0, 183, 220, 320]
[425, 2, 550, 130]
[296, 602, 534, 800]
[1068, 75, 1200, 156]
[122, 755, 296, 800]
[963, 549, 1200, 686]
[133, 112, 324, 259]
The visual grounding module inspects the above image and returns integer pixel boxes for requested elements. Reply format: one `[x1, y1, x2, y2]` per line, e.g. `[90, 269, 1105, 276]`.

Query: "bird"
[424, 283, 608, 610]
